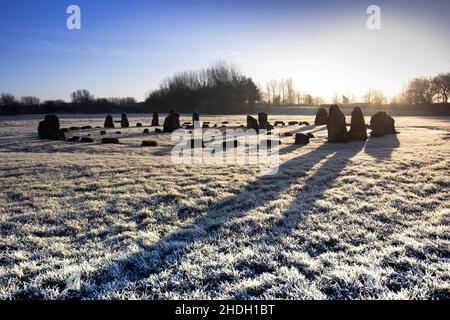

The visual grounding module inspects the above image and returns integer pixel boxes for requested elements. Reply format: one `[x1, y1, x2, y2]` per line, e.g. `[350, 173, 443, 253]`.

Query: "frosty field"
[0, 114, 449, 300]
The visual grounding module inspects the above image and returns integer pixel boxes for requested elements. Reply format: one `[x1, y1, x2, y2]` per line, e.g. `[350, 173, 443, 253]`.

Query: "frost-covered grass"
[0, 114, 449, 300]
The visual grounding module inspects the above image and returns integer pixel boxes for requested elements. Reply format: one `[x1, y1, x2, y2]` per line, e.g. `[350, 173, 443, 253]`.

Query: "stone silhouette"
[193, 112, 200, 124]
[327, 105, 349, 143]
[370, 111, 397, 137]
[258, 113, 272, 129]
[102, 138, 120, 144]
[247, 116, 259, 133]
[104, 115, 115, 128]
[67, 136, 80, 142]
[121, 113, 129, 128]
[142, 140, 158, 147]
[80, 137, 94, 143]
[349, 106, 368, 141]
[38, 115, 65, 140]
[315, 108, 328, 125]
[151, 112, 159, 126]
[163, 111, 181, 133]
[295, 133, 310, 145]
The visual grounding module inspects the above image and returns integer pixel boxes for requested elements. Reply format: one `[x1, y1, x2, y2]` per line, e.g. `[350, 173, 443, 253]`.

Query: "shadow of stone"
[364, 134, 400, 159]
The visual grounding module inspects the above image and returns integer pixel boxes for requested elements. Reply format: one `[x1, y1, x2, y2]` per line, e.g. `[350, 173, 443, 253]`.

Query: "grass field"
[0, 114, 449, 299]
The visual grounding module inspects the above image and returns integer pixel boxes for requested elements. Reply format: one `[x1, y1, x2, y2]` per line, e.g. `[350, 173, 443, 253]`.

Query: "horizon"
[1, 0, 449, 102]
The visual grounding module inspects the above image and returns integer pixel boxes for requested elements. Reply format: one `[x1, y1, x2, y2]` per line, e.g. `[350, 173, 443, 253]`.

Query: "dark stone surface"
[193, 112, 200, 123]
[142, 140, 158, 147]
[80, 137, 94, 143]
[104, 115, 115, 128]
[295, 133, 310, 145]
[38, 115, 65, 140]
[315, 108, 328, 125]
[151, 112, 159, 126]
[327, 105, 349, 143]
[163, 111, 181, 133]
[102, 138, 120, 144]
[67, 136, 80, 142]
[121, 113, 129, 128]
[370, 111, 397, 137]
[349, 106, 368, 141]
[247, 115, 259, 133]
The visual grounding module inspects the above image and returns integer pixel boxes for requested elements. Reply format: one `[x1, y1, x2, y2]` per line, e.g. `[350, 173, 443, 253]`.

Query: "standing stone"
[121, 113, 129, 128]
[327, 105, 349, 143]
[192, 112, 200, 124]
[163, 111, 181, 133]
[349, 106, 368, 141]
[295, 133, 310, 145]
[370, 111, 397, 137]
[151, 112, 159, 126]
[38, 115, 65, 140]
[315, 108, 328, 125]
[258, 112, 272, 129]
[247, 116, 259, 133]
[104, 115, 115, 128]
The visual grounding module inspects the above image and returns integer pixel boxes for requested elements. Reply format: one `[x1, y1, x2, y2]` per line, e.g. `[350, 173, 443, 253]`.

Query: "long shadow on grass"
[74, 139, 367, 298]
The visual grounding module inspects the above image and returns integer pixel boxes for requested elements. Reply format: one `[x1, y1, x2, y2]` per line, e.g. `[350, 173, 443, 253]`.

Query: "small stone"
[102, 138, 120, 144]
[80, 137, 94, 143]
[142, 140, 158, 147]
[295, 133, 310, 145]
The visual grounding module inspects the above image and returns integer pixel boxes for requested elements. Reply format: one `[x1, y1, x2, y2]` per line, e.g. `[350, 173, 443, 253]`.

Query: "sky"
[0, 0, 449, 102]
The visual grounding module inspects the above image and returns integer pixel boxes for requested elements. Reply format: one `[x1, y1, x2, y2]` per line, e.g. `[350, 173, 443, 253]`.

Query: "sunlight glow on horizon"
[0, 0, 449, 103]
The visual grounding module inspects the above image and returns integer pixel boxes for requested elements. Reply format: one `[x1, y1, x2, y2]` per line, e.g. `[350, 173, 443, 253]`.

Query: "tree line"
[1, 63, 449, 115]
[145, 61, 260, 114]
[259, 78, 325, 106]
[0, 90, 144, 115]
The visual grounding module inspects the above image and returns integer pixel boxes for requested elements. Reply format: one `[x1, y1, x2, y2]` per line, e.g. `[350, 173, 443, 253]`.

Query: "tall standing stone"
[247, 115, 259, 134]
[258, 112, 272, 129]
[38, 115, 65, 140]
[370, 111, 397, 137]
[315, 108, 328, 125]
[192, 111, 200, 124]
[121, 113, 129, 128]
[327, 105, 349, 143]
[349, 106, 368, 141]
[151, 112, 159, 126]
[104, 115, 115, 128]
[163, 111, 181, 133]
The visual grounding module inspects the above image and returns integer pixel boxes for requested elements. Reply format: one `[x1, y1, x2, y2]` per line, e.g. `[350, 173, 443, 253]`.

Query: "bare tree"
[71, 89, 95, 104]
[432, 73, 450, 103]
[268, 79, 278, 106]
[284, 78, 296, 105]
[0, 93, 17, 106]
[20, 96, 40, 106]
[364, 89, 386, 105]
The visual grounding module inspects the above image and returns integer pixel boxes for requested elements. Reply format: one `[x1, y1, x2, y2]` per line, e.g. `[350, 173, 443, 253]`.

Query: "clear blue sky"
[1, 0, 449, 101]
